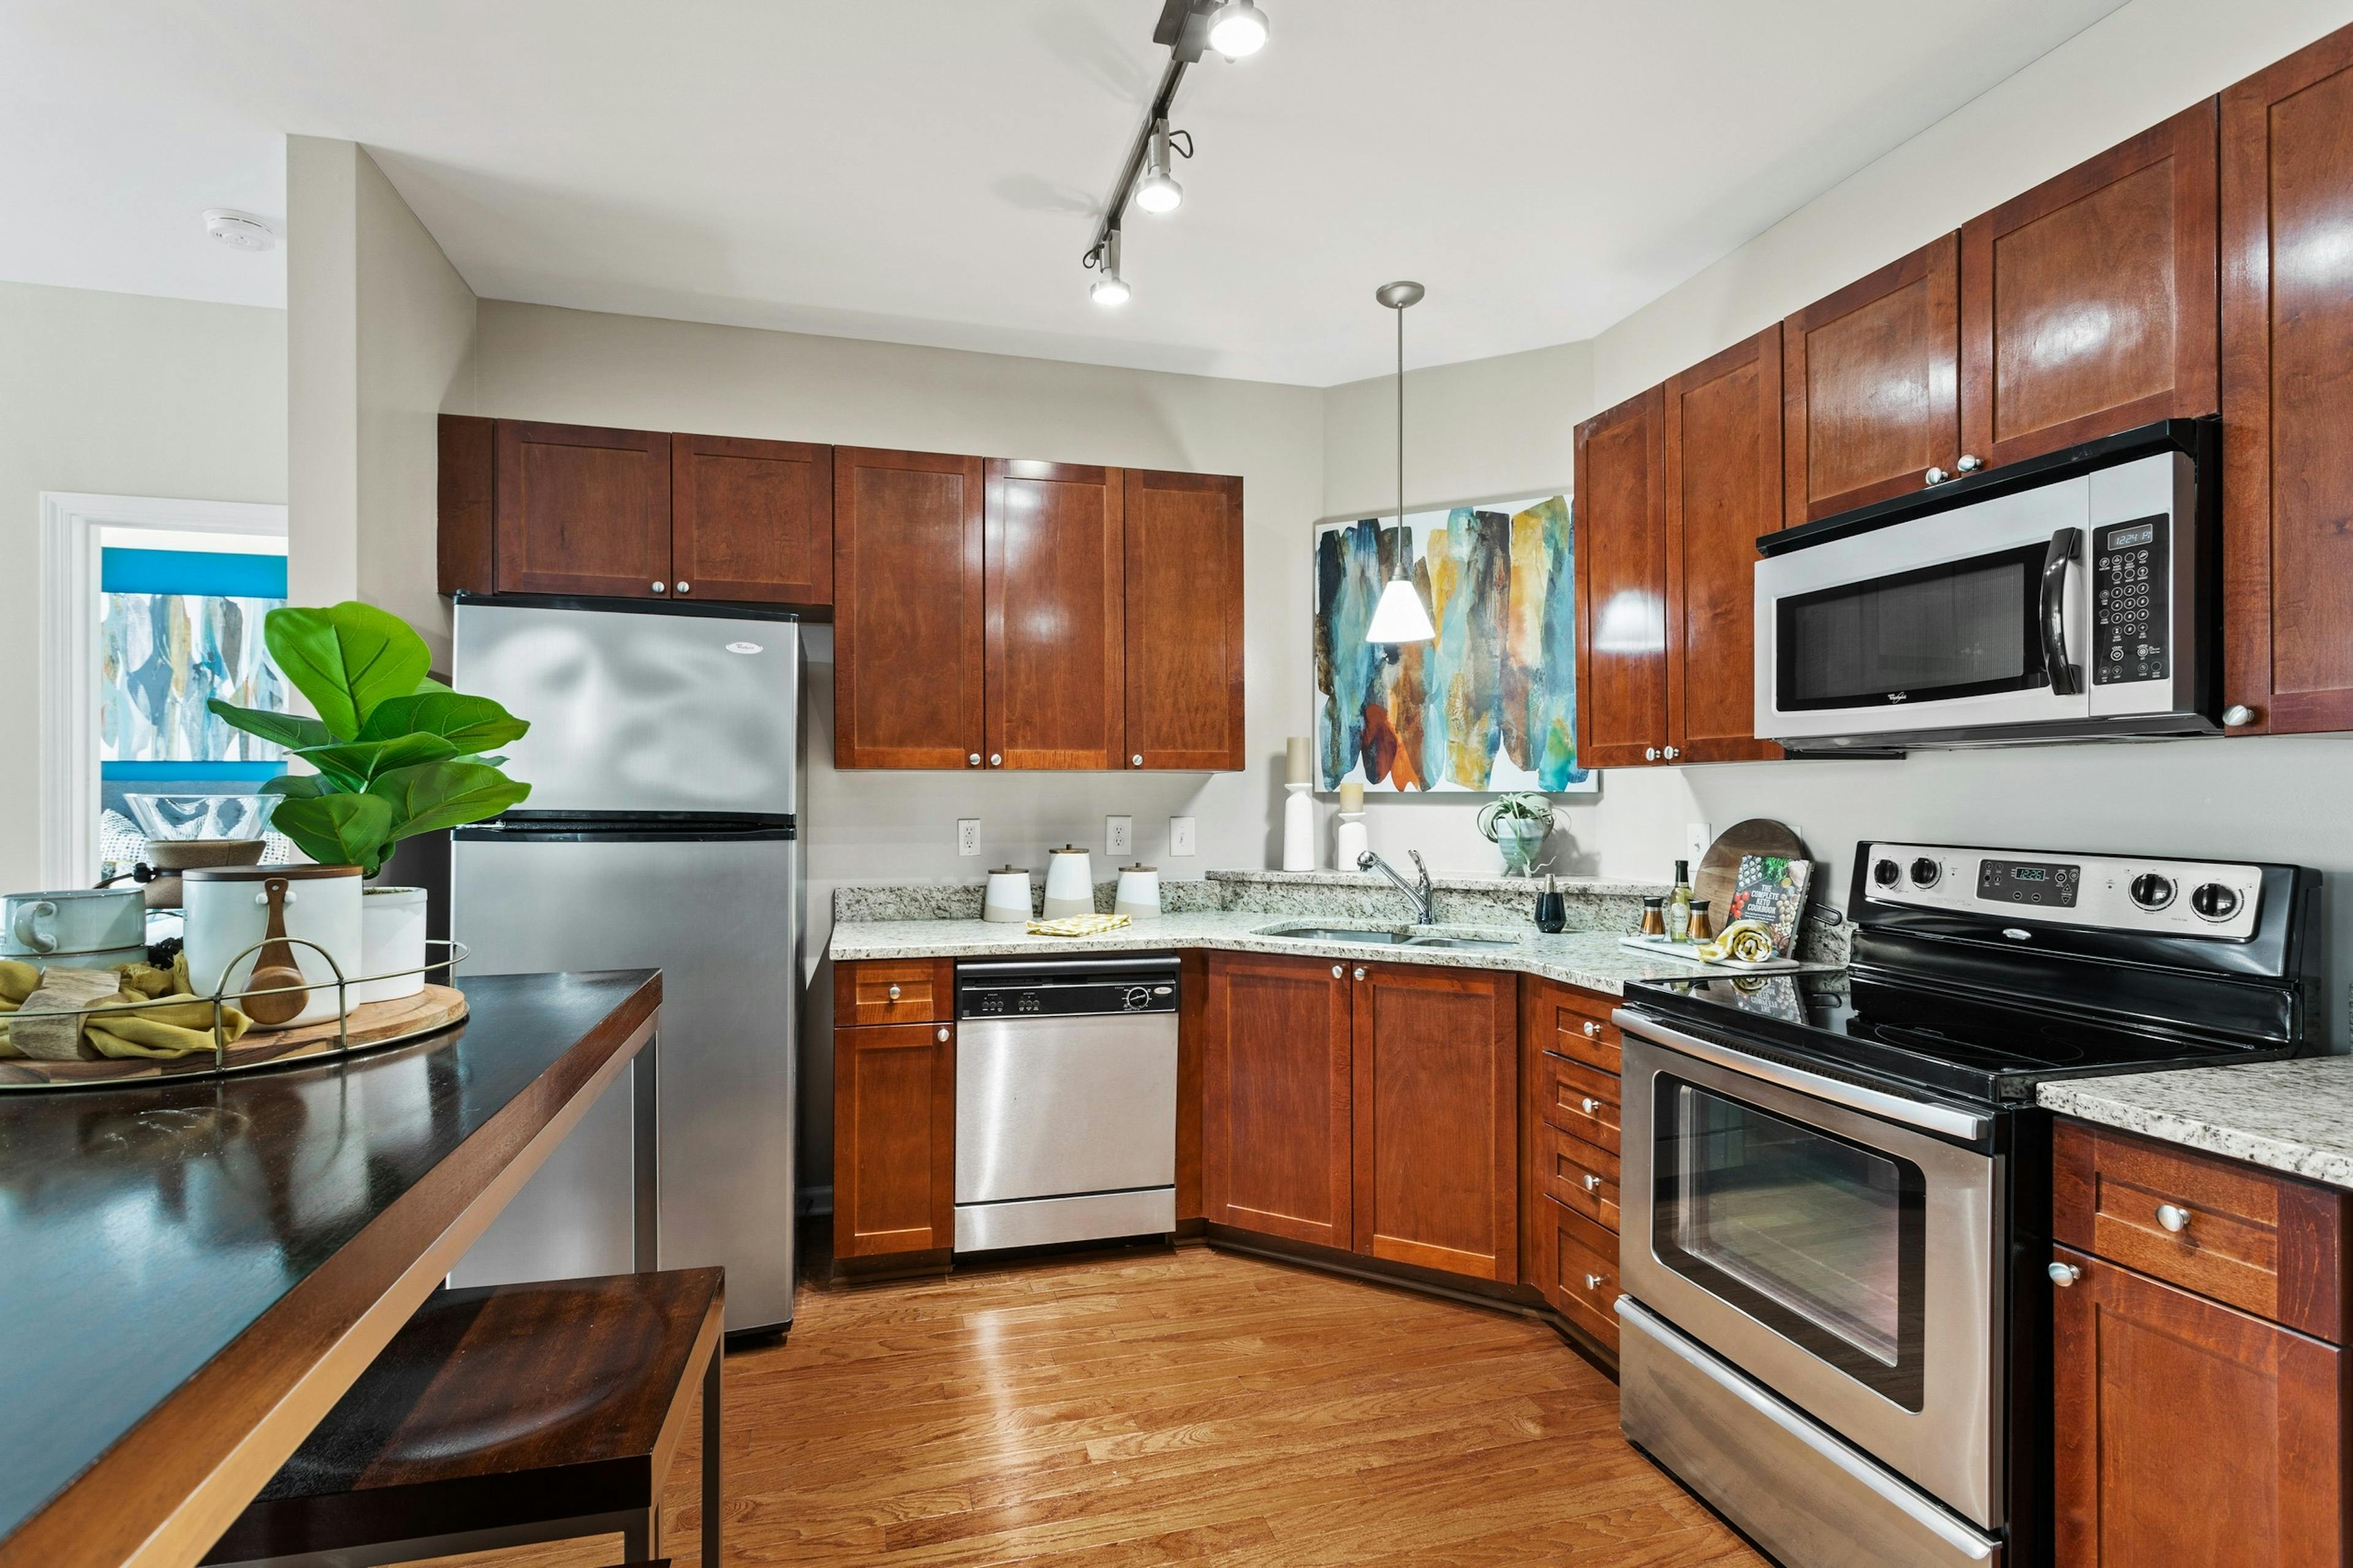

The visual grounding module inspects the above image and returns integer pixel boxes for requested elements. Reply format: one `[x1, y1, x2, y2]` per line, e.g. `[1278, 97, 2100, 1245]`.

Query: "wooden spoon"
[240, 876, 309, 1028]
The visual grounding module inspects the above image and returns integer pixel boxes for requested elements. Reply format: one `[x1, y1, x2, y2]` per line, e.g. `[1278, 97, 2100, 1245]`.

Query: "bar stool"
[202, 1270, 723, 1568]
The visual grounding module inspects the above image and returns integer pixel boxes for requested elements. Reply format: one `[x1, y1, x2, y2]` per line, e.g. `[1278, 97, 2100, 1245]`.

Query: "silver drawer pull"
[1582, 1020, 1602, 1038]
[1353, 966, 1366, 982]
[2156, 1203, 2192, 1233]
[1332, 965, 1343, 979]
[936, 1026, 949, 1043]
[1582, 1173, 1603, 1192]
[1584, 1273, 1607, 1292]
[1580, 1096, 1602, 1115]
[2048, 1261, 2081, 1287]
[887, 983, 902, 1001]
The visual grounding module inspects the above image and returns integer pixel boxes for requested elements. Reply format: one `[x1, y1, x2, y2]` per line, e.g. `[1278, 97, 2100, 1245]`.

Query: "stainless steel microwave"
[1754, 419, 2219, 752]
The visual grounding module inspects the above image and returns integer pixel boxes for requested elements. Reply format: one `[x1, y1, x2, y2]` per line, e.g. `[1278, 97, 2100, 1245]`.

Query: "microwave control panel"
[2094, 515, 2168, 686]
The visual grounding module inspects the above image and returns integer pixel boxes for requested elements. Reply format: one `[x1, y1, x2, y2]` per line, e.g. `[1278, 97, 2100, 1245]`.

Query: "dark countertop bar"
[0, 969, 662, 1568]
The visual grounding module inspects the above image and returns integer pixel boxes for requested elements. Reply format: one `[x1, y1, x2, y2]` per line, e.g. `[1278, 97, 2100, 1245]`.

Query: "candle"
[1338, 779, 1364, 812]
[1286, 736, 1311, 785]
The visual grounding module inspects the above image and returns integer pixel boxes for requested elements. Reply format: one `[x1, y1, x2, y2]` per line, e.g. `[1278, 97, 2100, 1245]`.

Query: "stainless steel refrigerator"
[447, 597, 799, 1335]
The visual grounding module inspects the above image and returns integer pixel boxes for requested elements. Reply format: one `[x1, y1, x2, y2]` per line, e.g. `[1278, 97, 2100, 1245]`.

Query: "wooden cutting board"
[1694, 819, 1809, 917]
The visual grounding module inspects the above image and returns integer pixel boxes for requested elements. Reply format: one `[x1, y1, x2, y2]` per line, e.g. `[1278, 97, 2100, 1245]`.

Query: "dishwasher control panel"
[957, 954, 1181, 1019]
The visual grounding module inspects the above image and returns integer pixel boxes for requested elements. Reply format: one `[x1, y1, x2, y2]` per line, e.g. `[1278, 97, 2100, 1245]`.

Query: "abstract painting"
[99, 592, 287, 765]
[1314, 495, 1594, 793]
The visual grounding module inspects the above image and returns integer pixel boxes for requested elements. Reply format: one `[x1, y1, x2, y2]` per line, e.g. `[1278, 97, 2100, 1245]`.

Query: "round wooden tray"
[0, 985, 468, 1091]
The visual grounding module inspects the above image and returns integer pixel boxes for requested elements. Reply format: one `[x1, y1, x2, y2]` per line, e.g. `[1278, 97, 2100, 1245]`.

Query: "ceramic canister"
[355, 885, 430, 1005]
[182, 865, 364, 1027]
[3, 887, 144, 960]
[1041, 846, 1095, 919]
[1113, 865, 1161, 920]
[983, 866, 1033, 923]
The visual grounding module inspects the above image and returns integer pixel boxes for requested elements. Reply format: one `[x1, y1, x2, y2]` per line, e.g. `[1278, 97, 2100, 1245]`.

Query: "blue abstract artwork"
[99, 591, 287, 766]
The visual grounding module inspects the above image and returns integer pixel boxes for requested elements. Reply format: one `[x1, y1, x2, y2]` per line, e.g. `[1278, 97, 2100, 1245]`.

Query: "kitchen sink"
[1254, 922, 1523, 953]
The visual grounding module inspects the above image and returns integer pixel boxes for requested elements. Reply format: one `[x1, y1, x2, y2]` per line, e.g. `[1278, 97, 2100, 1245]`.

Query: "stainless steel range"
[1613, 841, 2324, 1568]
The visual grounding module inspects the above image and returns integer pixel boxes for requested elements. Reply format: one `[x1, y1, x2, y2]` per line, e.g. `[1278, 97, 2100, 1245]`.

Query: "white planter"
[357, 885, 429, 1004]
[181, 865, 364, 1028]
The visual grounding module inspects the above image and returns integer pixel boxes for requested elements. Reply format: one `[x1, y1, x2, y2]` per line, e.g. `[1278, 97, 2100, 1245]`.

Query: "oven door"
[1616, 1013, 2004, 1530]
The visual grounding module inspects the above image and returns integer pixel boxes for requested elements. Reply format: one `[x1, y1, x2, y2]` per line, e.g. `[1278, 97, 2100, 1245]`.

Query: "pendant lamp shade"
[1366, 281, 1434, 645]
[1365, 567, 1436, 644]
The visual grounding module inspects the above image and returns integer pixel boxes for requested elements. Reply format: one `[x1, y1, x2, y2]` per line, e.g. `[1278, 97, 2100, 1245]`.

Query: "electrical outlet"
[1106, 815, 1134, 856]
[1169, 816, 1197, 857]
[957, 818, 981, 857]
[1684, 821, 1712, 868]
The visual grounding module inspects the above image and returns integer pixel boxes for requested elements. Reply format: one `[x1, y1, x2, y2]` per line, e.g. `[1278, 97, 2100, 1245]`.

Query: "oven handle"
[2040, 526, 2082, 697]
[1613, 1009, 1993, 1142]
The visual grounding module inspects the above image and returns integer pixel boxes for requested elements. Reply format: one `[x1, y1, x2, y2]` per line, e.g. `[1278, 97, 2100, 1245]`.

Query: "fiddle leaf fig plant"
[208, 601, 531, 877]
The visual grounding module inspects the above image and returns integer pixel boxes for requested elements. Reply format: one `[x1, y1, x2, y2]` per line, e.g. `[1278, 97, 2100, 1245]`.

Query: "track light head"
[1089, 232, 1131, 307]
[1135, 120, 1184, 214]
[1207, 0, 1269, 59]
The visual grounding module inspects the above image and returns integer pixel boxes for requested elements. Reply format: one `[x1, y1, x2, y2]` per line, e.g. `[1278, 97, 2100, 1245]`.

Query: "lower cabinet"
[1522, 979, 1626, 1352]
[1200, 954, 1354, 1248]
[832, 1004, 955, 1260]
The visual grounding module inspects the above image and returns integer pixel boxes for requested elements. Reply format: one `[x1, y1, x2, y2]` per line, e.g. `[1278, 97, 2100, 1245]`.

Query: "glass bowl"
[123, 793, 279, 843]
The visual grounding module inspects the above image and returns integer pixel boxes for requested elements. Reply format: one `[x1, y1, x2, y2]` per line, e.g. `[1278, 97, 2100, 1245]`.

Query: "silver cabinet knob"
[1332, 965, 1344, 979]
[989, 754, 1003, 767]
[1583, 1020, 1603, 1038]
[1955, 454, 1983, 474]
[1131, 754, 1144, 767]
[1582, 1173, 1604, 1192]
[1924, 466, 1950, 487]
[1662, 745, 1681, 760]
[2223, 704, 2257, 728]
[650, 580, 667, 593]
[935, 1026, 950, 1043]
[1353, 966, 1367, 982]
[968, 753, 982, 767]
[1585, 1273, 1607, 1292]
[1643, 746, 1661, 761]
[675, 581, 691, 594]
[2048, 1261, 2081, 1287]
[887, 983, 901, 1001]
[2156, 1203, 2192, 1233]
[1581, 1096, 1602, 1115]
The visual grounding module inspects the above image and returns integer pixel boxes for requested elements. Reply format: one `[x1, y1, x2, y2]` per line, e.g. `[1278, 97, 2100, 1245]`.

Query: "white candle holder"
[1281, 782, 1316, 871]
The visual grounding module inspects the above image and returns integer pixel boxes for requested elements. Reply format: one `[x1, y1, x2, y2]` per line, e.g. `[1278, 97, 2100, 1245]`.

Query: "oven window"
[1776, 541, 2049, 711]
[1653, 1078, 1926, 1409]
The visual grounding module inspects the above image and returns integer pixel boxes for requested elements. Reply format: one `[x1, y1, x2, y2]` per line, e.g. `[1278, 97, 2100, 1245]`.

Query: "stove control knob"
[1873, 858, 1901, 889]
[2129, 873, 2176, 911]
[1909, 858, 1941, 888]
[2190, 883, 2241, 922]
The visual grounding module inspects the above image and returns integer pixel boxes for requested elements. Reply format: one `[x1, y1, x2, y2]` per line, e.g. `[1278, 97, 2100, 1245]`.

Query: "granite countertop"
[2039, 1058, 2353, 1189]
[829, 909, 1831, 996]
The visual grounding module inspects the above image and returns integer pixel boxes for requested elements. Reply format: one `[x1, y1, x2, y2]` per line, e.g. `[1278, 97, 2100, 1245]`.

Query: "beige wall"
[4, 281, 286, 893]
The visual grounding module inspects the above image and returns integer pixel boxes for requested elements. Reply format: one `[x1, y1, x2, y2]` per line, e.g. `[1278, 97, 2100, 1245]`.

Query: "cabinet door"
[1665, 325, 1783, 765]
[832, 447, 985, 769]
[1124, 470, 1245, 770]
[2052, 1246, 2344, 1567]
[1782, 235, 1961, 524]
[493, 420, 672, 598]
[832, 1022, 955, 1259]
[985, 460, 1125, 770]
[1350, 965, 1516, 1281]
[1202, 954, 1352, 1248]
[2222, 23, 2353, 737]
[670, 433, 832, 607]
[1573, 387, 1669, 768]
[1961, 101, 2219, 471]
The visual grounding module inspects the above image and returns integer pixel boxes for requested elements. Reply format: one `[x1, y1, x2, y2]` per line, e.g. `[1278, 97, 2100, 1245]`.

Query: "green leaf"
[294, 733, 461, 790]
[268, 792, 396, 876]
[358, 692, 529, 754]
[260, 773, 330, 801]
[206, 700, 333, 752]
[366, 760, 532, 843]
[263, 602, 431, 740]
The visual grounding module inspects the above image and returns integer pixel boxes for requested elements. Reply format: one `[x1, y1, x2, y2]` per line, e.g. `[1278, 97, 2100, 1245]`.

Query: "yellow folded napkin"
[1025, 914, 1132, 937]
[0, 955, 254, 1061]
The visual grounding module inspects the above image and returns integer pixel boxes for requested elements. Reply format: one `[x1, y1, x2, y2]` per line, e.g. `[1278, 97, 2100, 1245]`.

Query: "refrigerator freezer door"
[452, 833, 798, 1332]
[453, 601, 799, 816]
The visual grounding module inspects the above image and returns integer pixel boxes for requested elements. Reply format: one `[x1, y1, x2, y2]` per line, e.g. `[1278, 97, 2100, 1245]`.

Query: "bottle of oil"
[1667, 859, 1694, 942]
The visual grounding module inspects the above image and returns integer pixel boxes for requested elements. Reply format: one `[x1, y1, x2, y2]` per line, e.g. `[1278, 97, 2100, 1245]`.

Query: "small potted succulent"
[188, 602, 530, 1015]
[1476, 792, 1556, 877]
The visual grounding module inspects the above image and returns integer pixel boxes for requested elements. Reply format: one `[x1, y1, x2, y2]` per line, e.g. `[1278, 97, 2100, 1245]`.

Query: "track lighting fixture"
[1088, 231, 1131, 308]
[1134, 119, 1186, 214]
[1207, 0, 1270, 59]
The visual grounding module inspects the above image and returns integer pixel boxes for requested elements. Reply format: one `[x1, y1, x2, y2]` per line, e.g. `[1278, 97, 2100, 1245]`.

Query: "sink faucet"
[1358, 849, 1435, 925]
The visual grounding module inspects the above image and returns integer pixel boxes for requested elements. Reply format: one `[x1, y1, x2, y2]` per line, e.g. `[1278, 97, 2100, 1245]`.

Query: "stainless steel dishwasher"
[953, 955, 1180, 1253]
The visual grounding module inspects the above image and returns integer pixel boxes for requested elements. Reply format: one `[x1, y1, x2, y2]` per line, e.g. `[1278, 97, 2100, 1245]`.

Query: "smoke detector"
[203, 209, 278, 252]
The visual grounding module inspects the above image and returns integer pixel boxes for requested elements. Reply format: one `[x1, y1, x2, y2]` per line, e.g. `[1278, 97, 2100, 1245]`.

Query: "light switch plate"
[1106, 815, 1134, 856]
[958, 818, 981, 857]
[1169, 816, 1197, 857]
[1684, 821, 1712, 868]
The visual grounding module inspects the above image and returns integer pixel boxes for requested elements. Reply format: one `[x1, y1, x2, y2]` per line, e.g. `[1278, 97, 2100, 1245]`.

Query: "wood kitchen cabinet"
[832, 961, 957, 1263]
[1664, 324, 1783, 764]
[2222, 21, 2353, 737]
[1961, 102, 2219, 471]
[1572, 387, 1670, 769]
[832, 447, 987, 770]
[1782, 234, 1961, 525]
[985, 461, 1126, 770]
[1351, 965, 1517, 1281]
[1201, 954, 1355, 1249]
[1521, 979, 1624, 1354]
[671, 432, 833, 605]
[1123, 470, 1246, 771]
[493, 419, 673, 599]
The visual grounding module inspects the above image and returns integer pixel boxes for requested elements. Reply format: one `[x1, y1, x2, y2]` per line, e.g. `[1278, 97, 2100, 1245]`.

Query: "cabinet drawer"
[1539, 1124, 1621, 1233]
[1537, 1051, 1621, 1152]
[836, 959, 953, 1027]
[1525, 980, 1621, 1074]
[1538, 1195, 1621, 1353]
[2055, 1120, 2350, 1341]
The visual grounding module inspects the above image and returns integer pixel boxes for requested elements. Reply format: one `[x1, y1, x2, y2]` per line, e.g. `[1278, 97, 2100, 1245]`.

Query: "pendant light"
[1365, 280, 1436, 645]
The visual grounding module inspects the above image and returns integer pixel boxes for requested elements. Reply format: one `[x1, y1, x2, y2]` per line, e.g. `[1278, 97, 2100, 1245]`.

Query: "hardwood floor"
[422, 1241, 1764, 1567]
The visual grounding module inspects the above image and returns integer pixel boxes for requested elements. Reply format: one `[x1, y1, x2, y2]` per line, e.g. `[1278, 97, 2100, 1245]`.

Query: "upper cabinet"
[1124, 470, 1246, 771]
[1960, 102, 2219, 471]
[1781, 235, 1961, 525]
[671, 433, 833, 606]
[833, 447, 987, 771]
[985, 460, 1126, 771]
[1573, 387, 1670, 768]
[494, 420, 673, 599]
[1664, 324, 1783, 764]
[2221, 21, 2353, 737]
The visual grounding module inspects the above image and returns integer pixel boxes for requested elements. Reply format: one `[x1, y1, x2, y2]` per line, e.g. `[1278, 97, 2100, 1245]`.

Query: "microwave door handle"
[2041, 528, 2083, 696]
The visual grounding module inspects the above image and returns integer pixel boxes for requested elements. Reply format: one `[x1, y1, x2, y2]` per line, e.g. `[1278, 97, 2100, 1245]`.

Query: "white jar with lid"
[983, 866, 1033, 923]
[1113, 865, 1161, 920]
[1041, 846, 1095, 918]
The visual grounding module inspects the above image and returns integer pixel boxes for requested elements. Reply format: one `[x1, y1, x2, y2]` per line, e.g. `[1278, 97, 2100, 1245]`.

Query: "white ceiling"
[3, 0, 2133, 385]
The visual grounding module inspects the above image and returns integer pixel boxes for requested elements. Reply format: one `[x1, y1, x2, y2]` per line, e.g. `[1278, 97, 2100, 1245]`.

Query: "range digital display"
[1977, 858, 2081, 909]
[2011, 867, 2049, 882]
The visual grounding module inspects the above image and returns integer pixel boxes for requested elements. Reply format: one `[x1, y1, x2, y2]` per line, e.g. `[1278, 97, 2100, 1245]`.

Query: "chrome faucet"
[1358, 849, 1436, 925]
